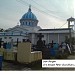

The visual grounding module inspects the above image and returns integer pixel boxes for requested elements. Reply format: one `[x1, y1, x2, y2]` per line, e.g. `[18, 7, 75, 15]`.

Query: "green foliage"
[65, 36, 75, 45]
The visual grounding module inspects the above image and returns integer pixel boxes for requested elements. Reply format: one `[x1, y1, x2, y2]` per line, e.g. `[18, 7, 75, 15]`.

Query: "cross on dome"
[28, 5, 31, 12]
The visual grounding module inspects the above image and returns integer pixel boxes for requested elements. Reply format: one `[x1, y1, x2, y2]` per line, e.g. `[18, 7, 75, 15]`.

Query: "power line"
[59, 21, 67, 28]
[52, 21, 67, 34]
[16, 0, 52, 17]
[31, 0, 68, 29]
[66, 0, 69, 11]
[66, 0, 74, 17]
[16, 0, 65, 20]
[32, 0, 64, 13]
[16, 0, 68, 29]
[31, 0, 70, 20]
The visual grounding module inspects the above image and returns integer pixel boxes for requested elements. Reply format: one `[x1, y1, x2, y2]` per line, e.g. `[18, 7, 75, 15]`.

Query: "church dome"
[20, 5, 38, 27]
[21, 6, 37, 20]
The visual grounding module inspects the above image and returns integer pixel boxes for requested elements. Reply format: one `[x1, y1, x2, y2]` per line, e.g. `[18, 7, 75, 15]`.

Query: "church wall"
[1, 36, 11, 43]
[59, 33, 69, 44]
[39, 33, 70, 45]
[42, 33, 46, 42]
[41, 33, 49, 44]
[0, 36, 25, 43]
[39, 33, 58, 44]
[29, 33, 38, 45]
[49, 33, 58, 43]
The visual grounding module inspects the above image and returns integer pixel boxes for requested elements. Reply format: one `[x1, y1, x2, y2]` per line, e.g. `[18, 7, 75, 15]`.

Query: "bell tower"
[67, 17, 75, 30]
[67, 17, 75, 47]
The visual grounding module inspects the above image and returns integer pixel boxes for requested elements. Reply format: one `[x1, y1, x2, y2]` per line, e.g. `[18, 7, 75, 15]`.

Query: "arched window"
[29, 22, 30, 25]
[22, 22, 24, 25]
[26, 22, 27, 25]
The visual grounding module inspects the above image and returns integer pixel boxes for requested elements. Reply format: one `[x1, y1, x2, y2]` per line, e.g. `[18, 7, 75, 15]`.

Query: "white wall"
[39, 33, 70, 44]
[0, 36, 26, 43]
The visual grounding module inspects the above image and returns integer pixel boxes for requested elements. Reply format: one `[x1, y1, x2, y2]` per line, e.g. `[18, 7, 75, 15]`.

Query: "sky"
[0, 0, 75, 29]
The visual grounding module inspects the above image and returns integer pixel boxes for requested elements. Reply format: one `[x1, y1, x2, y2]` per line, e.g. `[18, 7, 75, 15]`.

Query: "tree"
[0, 28, 4, 32]
[65, 36, 75, 45]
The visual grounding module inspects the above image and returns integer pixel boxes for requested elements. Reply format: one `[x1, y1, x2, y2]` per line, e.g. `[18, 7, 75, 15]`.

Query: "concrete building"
[0, 6, 75, 45]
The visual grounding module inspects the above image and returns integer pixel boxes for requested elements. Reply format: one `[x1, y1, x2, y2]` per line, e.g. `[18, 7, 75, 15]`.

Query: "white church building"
[0, 6, 75, 45]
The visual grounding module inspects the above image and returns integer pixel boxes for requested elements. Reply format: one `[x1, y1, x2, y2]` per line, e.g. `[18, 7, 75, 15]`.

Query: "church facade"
[0, 6, 74, 45]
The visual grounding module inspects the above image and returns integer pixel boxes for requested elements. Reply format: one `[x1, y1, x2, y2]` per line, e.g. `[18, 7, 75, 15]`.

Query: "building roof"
[39, 28, 71, 31]
[36, 28, 73, 34]
[21, 6, 37, 20]
[67, 17, 75, 21]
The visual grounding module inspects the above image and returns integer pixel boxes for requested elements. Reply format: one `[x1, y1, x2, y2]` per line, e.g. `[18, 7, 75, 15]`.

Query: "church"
[0, 6, 75, 45]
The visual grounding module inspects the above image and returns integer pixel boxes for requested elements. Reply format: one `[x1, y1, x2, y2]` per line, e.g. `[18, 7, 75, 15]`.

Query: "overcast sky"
[0, 0, 75, 29]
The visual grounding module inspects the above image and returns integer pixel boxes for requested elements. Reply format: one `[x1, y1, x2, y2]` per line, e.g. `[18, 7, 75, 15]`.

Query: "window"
[22, 22, 24, 25]
[26, 22, 27, 25]
[0, 38, 2, 41]
[4, 37, 7, 39]
[9, 37, 12, 39]
[29, 22, 30, 25]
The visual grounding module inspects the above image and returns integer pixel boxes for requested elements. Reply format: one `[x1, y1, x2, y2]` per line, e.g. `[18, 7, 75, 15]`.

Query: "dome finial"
[28, 5, 31, 12]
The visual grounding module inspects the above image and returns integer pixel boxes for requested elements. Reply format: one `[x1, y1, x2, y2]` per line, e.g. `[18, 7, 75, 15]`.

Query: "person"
[59, 45, 63, 54]
[27, 39, 31, 43]
[61, 42, 66, 53]
[66, 43, 71, 54]
[37, 39, 44, 51]
[50, 40, 56, 57]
